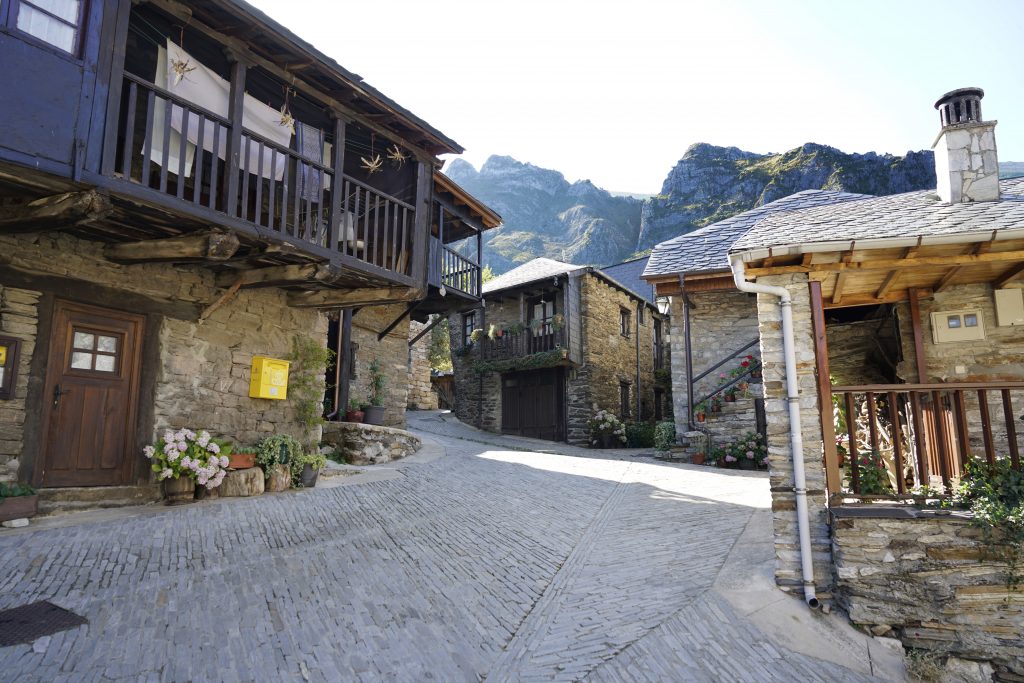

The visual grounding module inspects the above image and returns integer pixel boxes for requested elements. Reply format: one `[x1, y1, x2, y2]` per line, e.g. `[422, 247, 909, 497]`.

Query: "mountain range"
[447, 145, 1021, 274]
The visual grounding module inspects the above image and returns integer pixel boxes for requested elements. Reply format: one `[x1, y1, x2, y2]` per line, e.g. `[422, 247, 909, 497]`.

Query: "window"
[68, 328, 120, 373]
[462, 312, 476, 347]
[12, 0, 85, 55]
[620, 381, 631, 419]
[529, 295, 556, 335]
[619, 308, 631, 338]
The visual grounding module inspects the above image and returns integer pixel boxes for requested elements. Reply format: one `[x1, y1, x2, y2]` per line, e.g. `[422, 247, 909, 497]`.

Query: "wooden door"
[501, 368, 565, 441]
[38, 301, 144, 487]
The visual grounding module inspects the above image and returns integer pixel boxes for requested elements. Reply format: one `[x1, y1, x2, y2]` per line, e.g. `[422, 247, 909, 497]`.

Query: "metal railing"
[829, 382, 1024, 496]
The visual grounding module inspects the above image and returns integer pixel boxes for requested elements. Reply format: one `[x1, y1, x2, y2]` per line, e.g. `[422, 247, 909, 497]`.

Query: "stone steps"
[36, 485, 162, 516]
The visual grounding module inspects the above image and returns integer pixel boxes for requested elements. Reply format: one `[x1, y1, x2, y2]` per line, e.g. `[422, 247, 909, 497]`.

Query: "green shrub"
[654, 421, 675, 451]
[290, 450, 327, 488]
[255, 434, 304, 475]
[0, 482, 36, 499]
[625, 422, 655, 448]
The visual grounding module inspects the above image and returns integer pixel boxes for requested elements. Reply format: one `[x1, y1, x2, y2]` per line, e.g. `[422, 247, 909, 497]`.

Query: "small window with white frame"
[11, 0, 85, 55]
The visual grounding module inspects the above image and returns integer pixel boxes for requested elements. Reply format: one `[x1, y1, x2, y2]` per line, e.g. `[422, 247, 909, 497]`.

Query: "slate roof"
[731, 177, 1024, 254]
[599, 257, 656, 303]
[483, 258, 581, 294]
[642, 190, 873, 278]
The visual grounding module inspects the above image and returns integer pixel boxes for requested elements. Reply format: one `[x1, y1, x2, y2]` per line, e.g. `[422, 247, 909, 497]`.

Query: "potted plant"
[290, 450, 328, 488]
[0, 482, 38, 522]
[694, 401, 707, 423]
[529, 318, 545, 333]
[746, 355, 762, 379]
[228, 449, 256, 470]
[507, 322, 526, 335]
[469, 328, 485, 344]
[144, 429, 231, 504]
[255, 434, 303, 492]
[345, 397, 365, 423]
[588, 409, 627, 448]
[363, 359, 386, 425]
[692, 450, 706, 466]
[551, 313, 565, 330]
[724, 387, 737, 402]
[711, 395, 723, 413]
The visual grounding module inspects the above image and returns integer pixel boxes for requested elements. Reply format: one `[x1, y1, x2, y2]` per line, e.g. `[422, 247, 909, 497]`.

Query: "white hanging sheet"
[149, 40, 294, 181]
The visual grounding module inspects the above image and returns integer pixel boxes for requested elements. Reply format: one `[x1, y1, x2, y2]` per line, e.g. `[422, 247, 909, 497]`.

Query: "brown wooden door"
[501, 368, 565, 441]
[38, 301, 144, 487]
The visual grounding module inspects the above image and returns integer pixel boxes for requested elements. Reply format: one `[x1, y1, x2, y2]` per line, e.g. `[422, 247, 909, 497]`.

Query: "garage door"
[501, 368, 565, 441]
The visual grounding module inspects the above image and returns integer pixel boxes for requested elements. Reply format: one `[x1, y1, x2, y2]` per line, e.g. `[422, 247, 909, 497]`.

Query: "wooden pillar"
[337, 308, 353, 416]
[908, 288, 928, 383]
[222, 51, 250, 218]
[328, 115, 347, 250]
[810, 281, 841, 495]
[410, 160, 432, 286]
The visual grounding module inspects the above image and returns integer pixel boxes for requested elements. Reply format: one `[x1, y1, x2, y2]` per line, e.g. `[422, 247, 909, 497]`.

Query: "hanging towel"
[295, 121, 324, 202]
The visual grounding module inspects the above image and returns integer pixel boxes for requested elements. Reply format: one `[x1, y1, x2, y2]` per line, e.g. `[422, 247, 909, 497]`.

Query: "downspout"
[729, 255, 820, 609]
[635, 301, 642, 420]
[681, 276, 695, 431]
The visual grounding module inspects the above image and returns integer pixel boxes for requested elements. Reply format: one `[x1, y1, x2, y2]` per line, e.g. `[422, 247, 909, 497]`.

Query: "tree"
[428, 315, 452, 372]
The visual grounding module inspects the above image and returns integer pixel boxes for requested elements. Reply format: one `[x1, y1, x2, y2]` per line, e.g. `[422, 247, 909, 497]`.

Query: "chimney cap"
[934, 87, 984, 110]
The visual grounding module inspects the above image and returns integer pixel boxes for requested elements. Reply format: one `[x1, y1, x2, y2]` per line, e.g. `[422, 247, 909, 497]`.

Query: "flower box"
[0, 494, 38, 522]
[228, 452, 256, 470]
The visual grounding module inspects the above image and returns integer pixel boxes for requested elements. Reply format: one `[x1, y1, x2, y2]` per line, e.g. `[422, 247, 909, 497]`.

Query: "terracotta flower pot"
[345, 409, 364, 423]
[228, 452, 255, 470]
[751, 368, 762, 379]
[695, 413, 706, 423]
[0, 494, 38, 522]
[692, 453, 706, 466]
[724, 393, 736, 403]
[738, 382, 749, 392]
[162, 477, 195, 505]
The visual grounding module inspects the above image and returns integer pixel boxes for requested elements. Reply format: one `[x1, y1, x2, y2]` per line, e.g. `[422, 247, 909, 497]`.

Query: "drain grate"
[0, 601, 88, 647]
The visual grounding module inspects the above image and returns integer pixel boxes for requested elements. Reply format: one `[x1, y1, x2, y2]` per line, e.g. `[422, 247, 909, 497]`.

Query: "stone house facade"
[0, 0, 498, 507]
[724, 89, 1024, 676]
[449, 258, 666, 445]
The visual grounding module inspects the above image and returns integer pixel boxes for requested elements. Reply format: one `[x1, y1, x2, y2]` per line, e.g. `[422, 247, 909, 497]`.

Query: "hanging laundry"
[295, 121, 324, 202]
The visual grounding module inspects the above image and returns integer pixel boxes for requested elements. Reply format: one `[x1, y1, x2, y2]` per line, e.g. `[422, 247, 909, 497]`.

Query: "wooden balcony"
[826, 382, 1024, 498]
[479, 327, 567, 363]
[428, 237, 480, 299]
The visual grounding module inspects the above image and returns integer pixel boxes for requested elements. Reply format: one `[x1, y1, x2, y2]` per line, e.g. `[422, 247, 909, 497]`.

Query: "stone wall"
[0, 286, 40, 482]
[896, 282, 1024, 454]
[407, 320, 438, 410]
[349, 304, 412, 427]
[581, 275, 657, 424]
[321, 421, 421, 466]
[832, 509, 1023, 680]
[0, 232, 328, 482]
[755, 273, 833, 595]
[669, 290, 761, 446]
[826, 319, 893, 385]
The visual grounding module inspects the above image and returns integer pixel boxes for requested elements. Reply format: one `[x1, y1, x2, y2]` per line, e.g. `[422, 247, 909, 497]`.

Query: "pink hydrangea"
[143, 445, 155, 459]
[207, 442, 220, 454]
[725, 455, 737, 463]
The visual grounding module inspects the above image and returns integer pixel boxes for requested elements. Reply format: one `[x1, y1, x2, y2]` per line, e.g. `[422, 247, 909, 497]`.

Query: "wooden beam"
[801, 253, 813, 267]
[214, 263, 344, 288]
[747, 249, 1024, 277]
[378, 301, 418, 341]
[995, 263, 1024, 289]
[822, 289, 934, 310]
[832, 272, 849, 304]
[908, 288, 928, 383]
[199, 279, 243, 322]
[935, 266, 963, 292]
[810, 281, 841, 495]
[287, 286, 420, 308]
[875, 270, 900, 298]
[104, 229, 240, 263]
[0, 191, 111, 233]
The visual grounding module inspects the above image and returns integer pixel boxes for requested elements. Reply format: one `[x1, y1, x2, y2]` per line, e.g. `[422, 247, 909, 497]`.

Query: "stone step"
[36, 485, 162, 516]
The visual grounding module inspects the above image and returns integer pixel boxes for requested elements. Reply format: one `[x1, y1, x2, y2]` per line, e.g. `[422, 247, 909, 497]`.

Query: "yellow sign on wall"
[249, 356, 290, 400]
[0, 345, 6, 366]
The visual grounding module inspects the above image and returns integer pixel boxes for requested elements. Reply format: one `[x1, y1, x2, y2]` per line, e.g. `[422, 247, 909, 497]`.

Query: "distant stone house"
[671, 88, 1024, 675]
[448, 258, 668, 444]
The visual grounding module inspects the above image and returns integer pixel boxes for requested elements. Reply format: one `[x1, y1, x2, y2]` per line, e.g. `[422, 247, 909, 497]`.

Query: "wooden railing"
[829, 382, 1024, 496]
[110, 73, 414, 278]
[428, 238, 480, 297]
[479, 327, 566, 362]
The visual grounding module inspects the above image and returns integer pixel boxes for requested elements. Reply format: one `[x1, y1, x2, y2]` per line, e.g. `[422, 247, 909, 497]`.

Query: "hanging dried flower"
[360, 154, 383, 174]
[277, 104, 295, 135]
[170, 58, 196, 86]
[387, 144, 407, 168]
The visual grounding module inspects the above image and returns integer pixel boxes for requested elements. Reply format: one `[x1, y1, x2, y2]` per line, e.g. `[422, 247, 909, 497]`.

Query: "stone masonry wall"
[581, 276, 656, 424]
[349, 304, 411, 428]
[669, 290, 760, 444]
[896, 282, 1024, 454]
[407, 320, 438, 410]
[0, 286, 40, 482]
[826, 319, 892, 386]
[832, 511, 1023, 680]
[756, 273, 833, 595]
[0, 232, 327, 478]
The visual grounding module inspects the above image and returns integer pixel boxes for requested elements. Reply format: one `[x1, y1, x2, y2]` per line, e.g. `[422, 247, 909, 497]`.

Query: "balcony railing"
[828, 382, 1024, 497]
[479, 327, 566, 362]
[109, 73, 414, 280]
[428, 238, 480, 298]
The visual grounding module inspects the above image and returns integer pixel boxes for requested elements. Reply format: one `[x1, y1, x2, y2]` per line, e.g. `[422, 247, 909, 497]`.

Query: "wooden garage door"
[501, 368, 565, 441]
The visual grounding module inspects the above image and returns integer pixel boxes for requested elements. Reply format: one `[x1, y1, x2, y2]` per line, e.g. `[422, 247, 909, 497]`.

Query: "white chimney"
[932, 87, 999, 203]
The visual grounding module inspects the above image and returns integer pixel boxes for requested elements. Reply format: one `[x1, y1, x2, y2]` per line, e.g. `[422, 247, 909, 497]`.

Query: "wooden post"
[222, 52, 249, 218]
[99, 0, 133, 176]
[410, 160, 432, 286]
[337, 308, 353, 416]
[908, 288, 928, 383]
[328, 115, 347, 251]
[810, 281, 841, 495]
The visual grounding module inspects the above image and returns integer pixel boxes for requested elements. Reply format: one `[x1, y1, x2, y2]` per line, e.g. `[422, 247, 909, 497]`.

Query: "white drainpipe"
[730, 255, 820, 609]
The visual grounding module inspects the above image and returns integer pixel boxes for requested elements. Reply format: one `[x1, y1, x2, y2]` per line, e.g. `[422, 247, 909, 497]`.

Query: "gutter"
[729, 255, 820, 609]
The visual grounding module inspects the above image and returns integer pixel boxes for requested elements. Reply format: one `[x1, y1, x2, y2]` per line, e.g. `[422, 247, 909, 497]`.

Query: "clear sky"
[248, 0, 1024, 193]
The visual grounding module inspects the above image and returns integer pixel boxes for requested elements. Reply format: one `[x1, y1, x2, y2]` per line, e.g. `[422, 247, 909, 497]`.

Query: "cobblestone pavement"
[0, 416, 892, 682]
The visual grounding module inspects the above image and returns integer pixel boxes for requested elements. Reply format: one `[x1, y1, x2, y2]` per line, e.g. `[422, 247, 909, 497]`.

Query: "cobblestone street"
[0, 414, 897, 682]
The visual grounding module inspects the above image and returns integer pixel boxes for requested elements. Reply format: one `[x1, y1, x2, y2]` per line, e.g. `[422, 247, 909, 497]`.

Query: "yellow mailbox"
[249, 356, 290, 400]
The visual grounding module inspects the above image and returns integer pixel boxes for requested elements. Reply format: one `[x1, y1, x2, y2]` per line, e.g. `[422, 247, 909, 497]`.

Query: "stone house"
[723, 88, 1024, 676]
[448, 258, 667, 444]
[0, 0, 494, 506]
